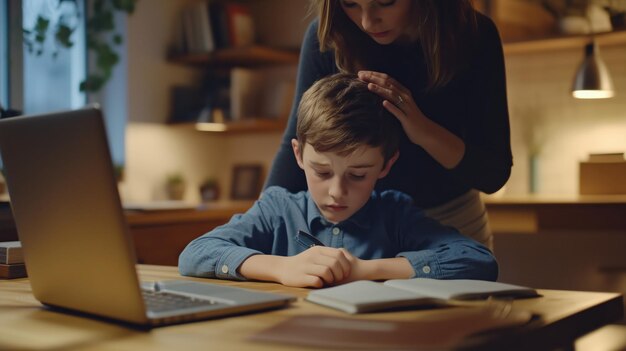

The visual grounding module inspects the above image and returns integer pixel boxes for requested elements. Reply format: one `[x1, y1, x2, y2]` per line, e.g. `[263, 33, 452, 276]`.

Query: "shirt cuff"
[215, 247, 262, 280]
[396, 250, 442, 278]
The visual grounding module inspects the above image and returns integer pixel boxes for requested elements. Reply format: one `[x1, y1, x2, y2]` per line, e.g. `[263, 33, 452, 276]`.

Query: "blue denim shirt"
[178, 186, 498, 281]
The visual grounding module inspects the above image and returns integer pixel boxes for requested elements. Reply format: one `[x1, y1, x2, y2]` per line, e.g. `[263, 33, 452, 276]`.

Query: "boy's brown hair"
[296, 73, 401, 164]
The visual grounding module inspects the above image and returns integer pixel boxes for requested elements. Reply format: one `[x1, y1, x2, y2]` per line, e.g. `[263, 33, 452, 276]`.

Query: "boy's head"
[291, 73, 401, 223]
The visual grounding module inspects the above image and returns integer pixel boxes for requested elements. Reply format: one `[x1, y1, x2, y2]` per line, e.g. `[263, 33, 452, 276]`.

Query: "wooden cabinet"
[127, 201, 253, 266]
[485, 195, 626, 234]
[485, 195, 626, 310]
[0, 201, 254, 266]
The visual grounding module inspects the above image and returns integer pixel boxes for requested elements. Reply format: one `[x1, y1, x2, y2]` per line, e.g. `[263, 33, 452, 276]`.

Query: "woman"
[265, 0, 512, 251]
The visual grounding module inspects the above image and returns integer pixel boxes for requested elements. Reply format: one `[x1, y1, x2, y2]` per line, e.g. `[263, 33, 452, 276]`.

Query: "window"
[22, 0, 87, 114]
[1, 0, 126, 167]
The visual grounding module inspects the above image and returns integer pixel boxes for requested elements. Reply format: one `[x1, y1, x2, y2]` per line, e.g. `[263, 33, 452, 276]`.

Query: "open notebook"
[306, 278, 539, 314]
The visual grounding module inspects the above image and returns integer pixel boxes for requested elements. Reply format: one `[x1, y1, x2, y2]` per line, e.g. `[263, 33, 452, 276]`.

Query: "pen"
[298, 230, 326, 247]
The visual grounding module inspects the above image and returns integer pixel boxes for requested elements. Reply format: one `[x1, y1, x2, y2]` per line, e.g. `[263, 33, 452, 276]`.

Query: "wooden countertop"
[483, 194, 626, 234]
[125, 200, 253, 226]
[483, 193, 626, 205]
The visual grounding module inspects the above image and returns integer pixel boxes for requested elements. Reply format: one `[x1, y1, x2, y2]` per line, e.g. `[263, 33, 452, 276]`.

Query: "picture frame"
[230, 164, 263, 200]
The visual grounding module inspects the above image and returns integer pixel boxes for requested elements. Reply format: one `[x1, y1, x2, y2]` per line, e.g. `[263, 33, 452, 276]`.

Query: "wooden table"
[0, 265, 622, 350]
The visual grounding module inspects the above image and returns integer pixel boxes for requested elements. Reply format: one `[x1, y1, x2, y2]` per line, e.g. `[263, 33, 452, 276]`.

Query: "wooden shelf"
[504, 29, 626, 55]
[167, 45, 299, 67]
[171, 117, 288, 134]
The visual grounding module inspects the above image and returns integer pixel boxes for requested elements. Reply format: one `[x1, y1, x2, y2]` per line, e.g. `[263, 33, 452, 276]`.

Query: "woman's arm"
[450, 14, 512, 194]
[264, 20, 337, 192]
[359, 14, 512, 194]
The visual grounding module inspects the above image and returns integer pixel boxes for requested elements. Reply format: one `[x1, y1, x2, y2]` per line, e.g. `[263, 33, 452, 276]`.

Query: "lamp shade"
[572, 41, 614, 99]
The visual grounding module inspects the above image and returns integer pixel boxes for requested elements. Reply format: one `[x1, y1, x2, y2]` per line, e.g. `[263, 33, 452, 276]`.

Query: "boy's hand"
[279, 246, 352, 288]
[336, 248, 371, 283]
[334, 248, 415, 283]
[239, 248, 413, 288]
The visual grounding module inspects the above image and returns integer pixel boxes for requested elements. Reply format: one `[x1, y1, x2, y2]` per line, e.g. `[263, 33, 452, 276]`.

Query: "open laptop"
[0, 105, 294, 327]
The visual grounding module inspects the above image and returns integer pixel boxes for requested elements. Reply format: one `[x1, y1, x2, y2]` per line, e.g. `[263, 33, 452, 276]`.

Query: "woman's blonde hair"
[312, 0, 477, 90]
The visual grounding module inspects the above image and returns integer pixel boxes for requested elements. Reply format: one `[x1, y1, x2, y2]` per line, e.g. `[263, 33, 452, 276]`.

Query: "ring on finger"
[396, 95, 404, 106]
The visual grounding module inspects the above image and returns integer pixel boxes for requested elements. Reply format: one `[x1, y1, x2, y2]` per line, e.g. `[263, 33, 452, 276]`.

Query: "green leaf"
[35, 16, 50, 33]
[113, 34, 122, 45]
[89, 10, 114, 32]
[93, 0, 105, 13]
[80, 74, 106, 92]
[86, 34, 99, 49]
[55, 24, 75, 48]
[112, 0, 136, 14]
[96, 43, 119, 71]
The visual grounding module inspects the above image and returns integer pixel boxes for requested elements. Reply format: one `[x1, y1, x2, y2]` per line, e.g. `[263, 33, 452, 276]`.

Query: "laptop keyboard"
[142, 289, 219, 313]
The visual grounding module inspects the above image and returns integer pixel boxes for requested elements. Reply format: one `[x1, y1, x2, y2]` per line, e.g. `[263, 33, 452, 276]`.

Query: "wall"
[123, 1, 626, 203]
[503, 42, 626, 196]
[122, 0, 310, 203]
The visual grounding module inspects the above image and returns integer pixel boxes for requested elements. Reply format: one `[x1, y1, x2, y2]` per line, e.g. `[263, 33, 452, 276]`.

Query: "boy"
[179, 73, 497, 288]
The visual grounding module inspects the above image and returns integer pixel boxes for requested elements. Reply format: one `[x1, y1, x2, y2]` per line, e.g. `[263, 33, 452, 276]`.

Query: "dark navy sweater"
[265, 13, 512, 208]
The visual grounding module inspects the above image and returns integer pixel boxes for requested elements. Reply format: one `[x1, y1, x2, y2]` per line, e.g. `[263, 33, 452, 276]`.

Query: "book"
[181, 2, 215, 54]
[306, 278, 539, 314]
[193, 1, 215, 52]
[230, 65, 296, 120]
[209, 2, 231, 48]
[230, 68, 263, 120]
[224, 3, 255, 48]
[0, 263, 27, 279]
[0, 241, 23, 265]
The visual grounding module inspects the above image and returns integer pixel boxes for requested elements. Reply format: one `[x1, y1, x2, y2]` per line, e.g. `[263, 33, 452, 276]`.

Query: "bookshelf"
[168, 45, 299, 67]
[171, 117, 288, 135]
[167, 44, 298, 134]
[503, 29, 626, 55]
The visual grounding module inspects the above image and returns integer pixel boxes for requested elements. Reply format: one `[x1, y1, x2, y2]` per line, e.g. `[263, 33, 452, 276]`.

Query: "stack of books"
[0, 241, 26, 279]
[176, 0, 255, 55]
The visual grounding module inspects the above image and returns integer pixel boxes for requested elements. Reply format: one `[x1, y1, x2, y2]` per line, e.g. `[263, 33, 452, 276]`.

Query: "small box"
[579, 153, 626, 195]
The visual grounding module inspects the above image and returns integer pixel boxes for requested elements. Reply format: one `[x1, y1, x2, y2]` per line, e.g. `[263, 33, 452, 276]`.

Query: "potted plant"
[166, 173, 186, 201]
[199, 178, 220, 202]
[529, 0, 622, 34]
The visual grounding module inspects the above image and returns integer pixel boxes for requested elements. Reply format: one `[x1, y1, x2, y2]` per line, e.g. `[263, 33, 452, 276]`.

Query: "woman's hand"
[358, 70, 466, 169]
[358, 70, 428, 146]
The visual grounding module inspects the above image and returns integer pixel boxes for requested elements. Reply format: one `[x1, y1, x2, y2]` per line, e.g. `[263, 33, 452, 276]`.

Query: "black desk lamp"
[571, 40, 615, 99]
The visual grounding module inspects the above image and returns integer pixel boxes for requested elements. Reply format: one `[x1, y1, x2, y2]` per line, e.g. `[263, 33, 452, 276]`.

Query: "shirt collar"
[305, 191, 374, 230]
